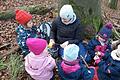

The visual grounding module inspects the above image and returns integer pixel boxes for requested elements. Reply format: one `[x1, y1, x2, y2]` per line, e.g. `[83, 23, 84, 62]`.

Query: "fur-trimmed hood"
[111, 48, 120, 61]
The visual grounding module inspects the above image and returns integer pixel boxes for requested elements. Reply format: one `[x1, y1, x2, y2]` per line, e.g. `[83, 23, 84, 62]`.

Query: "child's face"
[26, 20, 33, 28]
[98, 36, 106, 42]
[61, 18, 71, 24]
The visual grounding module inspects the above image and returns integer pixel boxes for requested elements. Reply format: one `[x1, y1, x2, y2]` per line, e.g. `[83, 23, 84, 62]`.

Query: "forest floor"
[0, 0, 120, 80]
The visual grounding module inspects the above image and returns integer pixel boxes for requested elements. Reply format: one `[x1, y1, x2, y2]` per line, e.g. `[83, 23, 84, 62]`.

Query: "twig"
[0, 43, 11, 50]
[111, 16, 120, 20]
[112, 26, 120, 39]
[80, 55, 89, 68]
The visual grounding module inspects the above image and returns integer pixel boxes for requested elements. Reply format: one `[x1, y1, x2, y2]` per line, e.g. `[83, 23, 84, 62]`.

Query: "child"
[25, 38, 56, 80]
[87, 22, 113, 64]
[97, 45, 120, 80]
[57, 44, 94, 80]
[49, 4, 85, 57]
[15, 10, 41, 57]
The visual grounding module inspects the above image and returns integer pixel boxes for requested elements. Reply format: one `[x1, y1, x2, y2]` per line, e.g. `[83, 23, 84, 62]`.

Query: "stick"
[80, 55, 89, 68]
[0, 43, 11, 50]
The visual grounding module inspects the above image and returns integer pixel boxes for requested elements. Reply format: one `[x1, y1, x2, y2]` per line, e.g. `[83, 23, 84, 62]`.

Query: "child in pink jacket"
[25, 38, 56, 80]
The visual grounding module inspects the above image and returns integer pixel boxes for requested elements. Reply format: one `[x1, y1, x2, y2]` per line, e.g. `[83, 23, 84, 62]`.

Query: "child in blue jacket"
[15, 10, 41, 57]
[87, 22, 113, 65]
[97, 45, 120, 80]
[57, 44, 94, 80]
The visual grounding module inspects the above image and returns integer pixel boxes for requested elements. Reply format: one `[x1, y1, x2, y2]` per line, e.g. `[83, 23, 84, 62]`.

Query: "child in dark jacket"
[49, 4, 85, 57]
[87, 22, 113, 65]
[57, 44, 94, 80]
[15, 10, 41, 57]
[97, 45, 120, 80]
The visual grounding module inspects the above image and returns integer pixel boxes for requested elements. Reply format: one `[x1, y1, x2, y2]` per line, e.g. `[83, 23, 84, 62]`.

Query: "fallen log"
[0, 5, 53, 20]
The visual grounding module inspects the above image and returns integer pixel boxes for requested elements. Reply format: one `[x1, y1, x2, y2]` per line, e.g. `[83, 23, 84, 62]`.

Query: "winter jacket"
[50, 16, 85, 44]
[25, 52, 56, 80]
[78, 43, 92, 63]
[16, 25, 40, 56]
[98, 55, 120, 80]
[57, 61, 94, 80]
[87, 37, 112, 61]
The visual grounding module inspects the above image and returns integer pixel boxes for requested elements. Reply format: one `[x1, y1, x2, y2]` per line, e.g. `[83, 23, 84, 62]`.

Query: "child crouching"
[97, 44, 120, 80]
[25, 38, 56, 80]
[57, 44, 94, 80]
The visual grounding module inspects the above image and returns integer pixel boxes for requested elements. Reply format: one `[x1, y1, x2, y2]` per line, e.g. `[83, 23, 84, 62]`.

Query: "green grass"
[0, 59, 7, 70]
[7, 54, 24, 80]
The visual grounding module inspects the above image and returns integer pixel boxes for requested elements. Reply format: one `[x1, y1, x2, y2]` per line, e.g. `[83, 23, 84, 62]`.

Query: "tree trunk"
[0, 5, 53, 20]
[58, 0, 102, 39]
[108, 0, 118, 9]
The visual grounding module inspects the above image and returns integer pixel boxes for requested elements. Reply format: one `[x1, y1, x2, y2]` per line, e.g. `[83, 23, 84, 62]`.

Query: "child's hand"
[95, 51, 104, 57]
[108, 69, 111, 73]
[95, 51, 101, 55]
[94, 55, 99, 60]
[60, 41, 69, 48]
[94, 55, 101, 64]
[48, 39, 55, 48]
[95, 58, 101, 64]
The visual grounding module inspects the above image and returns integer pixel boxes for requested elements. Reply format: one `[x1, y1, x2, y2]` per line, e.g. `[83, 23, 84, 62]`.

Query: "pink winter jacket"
[24, 51, 56, 80]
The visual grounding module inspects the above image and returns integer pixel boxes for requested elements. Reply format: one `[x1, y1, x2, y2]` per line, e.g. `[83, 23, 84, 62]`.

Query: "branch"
[0, 43, 11, 50]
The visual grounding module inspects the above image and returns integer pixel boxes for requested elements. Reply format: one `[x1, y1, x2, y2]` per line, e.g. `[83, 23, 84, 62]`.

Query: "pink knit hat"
[26, 38, 47, 55]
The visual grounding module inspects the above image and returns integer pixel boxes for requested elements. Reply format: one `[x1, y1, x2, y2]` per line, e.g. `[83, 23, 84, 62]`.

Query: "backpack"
[38, 22, 52, 42]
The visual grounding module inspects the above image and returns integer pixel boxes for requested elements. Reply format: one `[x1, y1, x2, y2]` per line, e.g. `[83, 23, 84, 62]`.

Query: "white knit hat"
[63, 44, 79, 62]
[59, 4, 76, 24]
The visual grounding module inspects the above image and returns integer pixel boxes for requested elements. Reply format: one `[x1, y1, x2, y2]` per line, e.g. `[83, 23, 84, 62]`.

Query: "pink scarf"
[61, 61, 80, 73]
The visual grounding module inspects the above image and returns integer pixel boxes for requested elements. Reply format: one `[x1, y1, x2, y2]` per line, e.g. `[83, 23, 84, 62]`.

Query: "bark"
[58, 0, 102, 39]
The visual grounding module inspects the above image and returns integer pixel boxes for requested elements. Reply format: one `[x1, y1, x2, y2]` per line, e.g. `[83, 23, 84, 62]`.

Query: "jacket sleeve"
[102, 43, 112, 60]
[81, 65, 94, 80]
[87, 39, 96, 58]
[16, 27, 29, 54]
[50, 20, 57, 40]
[46, 56, 56, 71]
[98, 60, 120, 76]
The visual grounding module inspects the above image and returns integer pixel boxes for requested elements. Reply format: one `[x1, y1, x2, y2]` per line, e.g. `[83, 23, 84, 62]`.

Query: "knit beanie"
[15, 9, 32, 25]
[98, 22, 113, 40]
[63, 44, 79, 62]
[59, 4, 76, 24]
[26, 38, 47, 55]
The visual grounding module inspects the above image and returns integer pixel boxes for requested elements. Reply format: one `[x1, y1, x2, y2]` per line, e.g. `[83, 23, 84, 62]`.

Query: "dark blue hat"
[98, 22, 113, 40]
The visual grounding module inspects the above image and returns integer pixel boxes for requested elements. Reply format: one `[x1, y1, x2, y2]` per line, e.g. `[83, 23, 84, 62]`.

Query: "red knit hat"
[15, 9, 32, 25]
[26, 38, 47, 55]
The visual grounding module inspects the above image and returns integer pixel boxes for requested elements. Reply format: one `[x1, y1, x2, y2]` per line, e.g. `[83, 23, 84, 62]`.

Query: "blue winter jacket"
[87, 37, 112, 61]
[16, 25, 41, 56]
[57, 61, 94, 80]
[98, 56, 120, 80]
